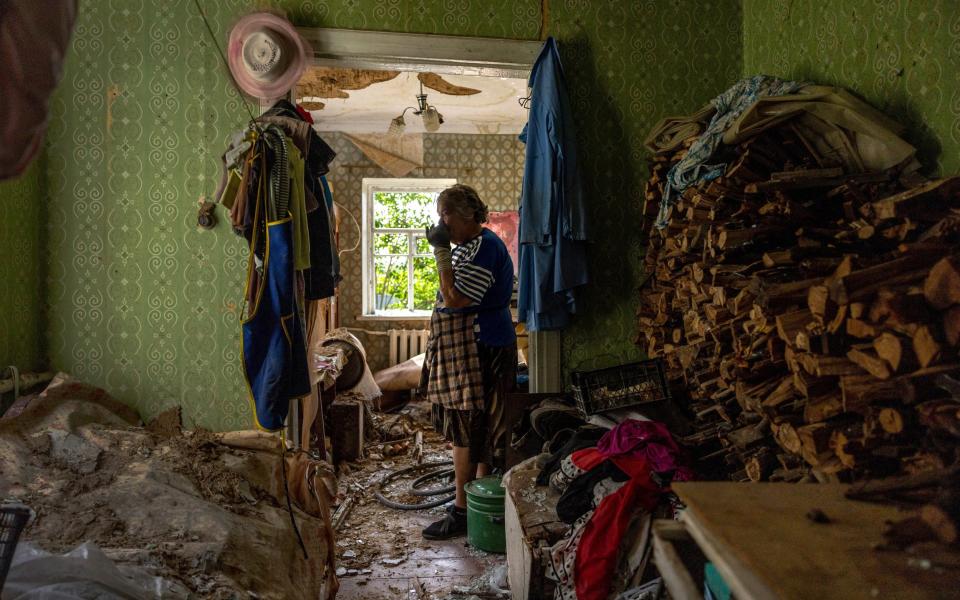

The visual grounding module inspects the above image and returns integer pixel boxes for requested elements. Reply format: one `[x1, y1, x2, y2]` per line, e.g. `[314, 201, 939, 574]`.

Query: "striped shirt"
[439, 228, 516, 347]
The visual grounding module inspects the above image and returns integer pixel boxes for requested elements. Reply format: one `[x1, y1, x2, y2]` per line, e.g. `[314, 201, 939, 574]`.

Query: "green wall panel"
[45, 0, 254, 430]
[0, 160, 46, 372]
[743, 0, 960, 175]
[550, 0, 743, 374]
[45, 0, 743, 429]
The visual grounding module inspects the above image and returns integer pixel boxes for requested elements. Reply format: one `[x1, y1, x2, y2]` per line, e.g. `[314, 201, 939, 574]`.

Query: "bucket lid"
[465, 476, 504, 498]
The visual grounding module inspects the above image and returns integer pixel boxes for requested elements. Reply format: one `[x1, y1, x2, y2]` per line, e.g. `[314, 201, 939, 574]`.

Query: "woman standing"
[421, 184, 517, 540]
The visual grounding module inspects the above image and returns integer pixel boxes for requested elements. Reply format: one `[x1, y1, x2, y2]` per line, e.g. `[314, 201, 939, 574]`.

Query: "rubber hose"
[409, 467, 456, 497]
[374, 461, 457, 510]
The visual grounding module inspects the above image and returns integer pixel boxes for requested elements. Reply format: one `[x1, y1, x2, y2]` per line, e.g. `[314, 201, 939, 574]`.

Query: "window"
[362, 178, 456, 318]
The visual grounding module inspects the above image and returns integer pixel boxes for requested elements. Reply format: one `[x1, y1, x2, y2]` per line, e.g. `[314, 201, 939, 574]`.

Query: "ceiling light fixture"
[388, 81, 444, 135]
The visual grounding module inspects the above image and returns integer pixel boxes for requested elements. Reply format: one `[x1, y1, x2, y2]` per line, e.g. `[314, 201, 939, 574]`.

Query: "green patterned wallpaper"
[0, 160, 46, 373]
[551, 0, 744, 373]
[45, 0, 254, 430]
[743, 0, 960, 175]
[44, 0, 743, 430]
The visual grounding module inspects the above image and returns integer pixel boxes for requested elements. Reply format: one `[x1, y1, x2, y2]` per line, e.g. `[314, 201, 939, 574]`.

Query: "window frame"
[361, 178, 457, 320]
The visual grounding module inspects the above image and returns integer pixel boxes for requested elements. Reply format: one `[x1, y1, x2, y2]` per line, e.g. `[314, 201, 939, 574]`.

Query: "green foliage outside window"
[373, 191, 440, 312]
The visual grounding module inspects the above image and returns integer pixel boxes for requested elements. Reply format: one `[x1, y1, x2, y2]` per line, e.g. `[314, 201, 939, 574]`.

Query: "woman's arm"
[438, 267, 473, 309]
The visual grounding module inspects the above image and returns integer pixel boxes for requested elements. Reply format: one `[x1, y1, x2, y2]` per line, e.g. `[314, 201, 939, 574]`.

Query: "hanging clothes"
[287, 141, 312, 270]
[655, 75, 804, 229]
[240, 131, 311, 431]
[305, 175, 340, 300]
[259, 99, 341, 299]
[220, 101, 340, 430]
[517, 37, 589, 331]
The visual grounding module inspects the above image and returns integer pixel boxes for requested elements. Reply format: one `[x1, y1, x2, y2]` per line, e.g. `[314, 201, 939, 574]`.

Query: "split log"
[797, 422, 836, 466]
[847, 347, 892, 380]
[873, 332, 918, 373]
[745, 449, 777, 482]
[912, 325, 941, 369]
[944, 306, 960, 346]
[870, 177, 960, 221]
[923, 256, 960, 310]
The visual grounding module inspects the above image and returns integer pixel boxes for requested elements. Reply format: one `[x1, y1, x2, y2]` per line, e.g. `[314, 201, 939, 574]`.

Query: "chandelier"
[388, 80, 444, 135]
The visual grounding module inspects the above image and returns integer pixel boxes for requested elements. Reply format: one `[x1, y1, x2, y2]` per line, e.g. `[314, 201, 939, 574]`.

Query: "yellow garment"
[286, 139, 311, 270]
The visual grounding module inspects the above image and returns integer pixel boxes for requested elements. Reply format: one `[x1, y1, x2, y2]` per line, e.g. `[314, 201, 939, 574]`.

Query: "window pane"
[374, 191, 439, 229]
[374, 256, 409, 310]
[415, 236, 432, 255]
[413, 257, 440, 310]
[374, 232, 408, 255]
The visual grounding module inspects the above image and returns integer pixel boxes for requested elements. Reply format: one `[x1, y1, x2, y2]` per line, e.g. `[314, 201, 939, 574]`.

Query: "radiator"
[387, 329, 430, 366]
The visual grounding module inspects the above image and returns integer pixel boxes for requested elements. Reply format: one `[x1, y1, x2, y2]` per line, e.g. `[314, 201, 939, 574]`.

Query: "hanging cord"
[191, 0, 262, 132]
[537, 0, 550, 40]
[280, 432, 310, 560]
[333, 201, 361, 257]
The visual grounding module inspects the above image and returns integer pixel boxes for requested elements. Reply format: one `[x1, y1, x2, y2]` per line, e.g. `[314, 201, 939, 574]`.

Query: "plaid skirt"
[421, 308, 517, 465]
[422, 309, 484, 410]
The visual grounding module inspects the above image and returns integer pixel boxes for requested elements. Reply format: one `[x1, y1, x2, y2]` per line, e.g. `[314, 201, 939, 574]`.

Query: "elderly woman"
[421, 184, 517, 540]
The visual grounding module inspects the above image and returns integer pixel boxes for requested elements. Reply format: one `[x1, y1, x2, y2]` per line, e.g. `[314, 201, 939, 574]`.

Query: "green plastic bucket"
[464, 476, 506, 553]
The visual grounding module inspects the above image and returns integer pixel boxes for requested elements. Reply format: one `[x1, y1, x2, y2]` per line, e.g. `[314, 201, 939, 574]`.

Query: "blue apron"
[242, 216, 311, 431]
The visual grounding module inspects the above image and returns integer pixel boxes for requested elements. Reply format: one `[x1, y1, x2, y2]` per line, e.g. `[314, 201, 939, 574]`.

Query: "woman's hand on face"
[426, 221, 452, 248]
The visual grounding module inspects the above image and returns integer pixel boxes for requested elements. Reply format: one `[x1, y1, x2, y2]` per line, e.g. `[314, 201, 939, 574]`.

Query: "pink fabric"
[0, 0, 77, 180]
[227, 12, 309, 100]
[597, 419, 694, 480]
[485, 211, 520, 272]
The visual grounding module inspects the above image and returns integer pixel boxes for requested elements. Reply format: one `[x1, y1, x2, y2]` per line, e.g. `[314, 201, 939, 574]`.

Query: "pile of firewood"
[637, 124, 960, 484]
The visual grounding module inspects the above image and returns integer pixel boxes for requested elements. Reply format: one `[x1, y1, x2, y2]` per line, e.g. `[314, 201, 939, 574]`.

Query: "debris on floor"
[0, 373, 337, 599]
[331, 401, 507, 600]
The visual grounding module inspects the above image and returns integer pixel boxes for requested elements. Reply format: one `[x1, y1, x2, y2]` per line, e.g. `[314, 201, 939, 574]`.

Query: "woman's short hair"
[438, 184, 489, 224]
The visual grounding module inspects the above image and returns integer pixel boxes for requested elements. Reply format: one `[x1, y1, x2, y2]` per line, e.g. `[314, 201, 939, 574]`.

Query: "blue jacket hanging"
[241, 142, 311, 432]
[518, 37, 590, 331]
[242, 217, 311, 431]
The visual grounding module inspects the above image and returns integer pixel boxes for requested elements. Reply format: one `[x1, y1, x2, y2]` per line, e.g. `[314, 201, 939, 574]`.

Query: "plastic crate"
[571, 358, 671, 416]
[0, 505, 30, 592]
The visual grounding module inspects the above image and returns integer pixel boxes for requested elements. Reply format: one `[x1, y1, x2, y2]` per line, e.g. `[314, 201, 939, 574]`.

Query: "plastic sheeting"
[3, 542, 189, 599]
[724, 84, 918, 174]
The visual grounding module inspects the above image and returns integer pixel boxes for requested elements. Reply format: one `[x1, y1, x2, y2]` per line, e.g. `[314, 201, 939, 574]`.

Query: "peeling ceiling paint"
[297, 67, 401, 99]
[297, 71, 529, 135]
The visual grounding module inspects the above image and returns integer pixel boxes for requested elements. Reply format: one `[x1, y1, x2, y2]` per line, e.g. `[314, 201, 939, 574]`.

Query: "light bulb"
[388, 114, 406, 136]
[422, 107, 442, 133]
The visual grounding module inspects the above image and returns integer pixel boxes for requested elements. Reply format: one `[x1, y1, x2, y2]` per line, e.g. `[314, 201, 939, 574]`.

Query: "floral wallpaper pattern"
[44, 0, 253, 430]
[548, 0, 744, 375]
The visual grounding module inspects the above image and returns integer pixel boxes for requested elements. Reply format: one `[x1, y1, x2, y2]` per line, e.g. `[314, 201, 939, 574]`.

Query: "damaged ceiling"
[296, 67, 529, 135]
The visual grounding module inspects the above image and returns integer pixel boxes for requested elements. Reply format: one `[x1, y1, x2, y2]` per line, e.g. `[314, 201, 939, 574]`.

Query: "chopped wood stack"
[637, 124, 960, 484]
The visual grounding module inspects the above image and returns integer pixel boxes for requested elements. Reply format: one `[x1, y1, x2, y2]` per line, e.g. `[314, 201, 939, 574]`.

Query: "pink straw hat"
[227, 12, 309, 100]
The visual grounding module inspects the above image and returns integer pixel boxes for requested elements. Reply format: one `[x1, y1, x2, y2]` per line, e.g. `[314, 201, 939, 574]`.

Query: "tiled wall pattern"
[323, 131, 524, 374]
[0, 160, 45, 372]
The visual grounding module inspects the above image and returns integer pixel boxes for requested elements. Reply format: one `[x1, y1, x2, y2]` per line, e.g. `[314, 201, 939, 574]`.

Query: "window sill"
[356, 313, 431, 322]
